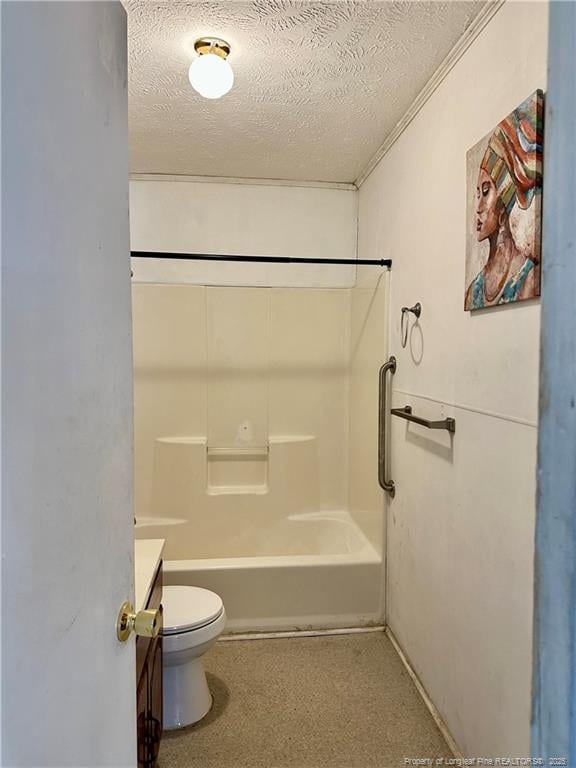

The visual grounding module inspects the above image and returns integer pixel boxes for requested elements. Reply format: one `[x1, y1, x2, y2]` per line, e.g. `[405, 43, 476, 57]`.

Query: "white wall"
[1, 2, 135, 765]
[130, 179, 358, 287]
[357, 1, 547, 756]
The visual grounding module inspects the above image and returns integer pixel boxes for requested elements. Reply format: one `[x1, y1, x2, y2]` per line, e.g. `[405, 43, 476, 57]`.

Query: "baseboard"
[385, 627, 463, 759]
[219, 625, 386, 642]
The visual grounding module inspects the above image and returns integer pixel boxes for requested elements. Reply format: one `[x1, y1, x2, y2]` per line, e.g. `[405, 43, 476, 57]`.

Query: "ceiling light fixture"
[189, 37, 234, 100]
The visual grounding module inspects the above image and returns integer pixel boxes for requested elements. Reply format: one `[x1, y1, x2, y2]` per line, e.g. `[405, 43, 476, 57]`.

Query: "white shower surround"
[132, 275, 388, 631]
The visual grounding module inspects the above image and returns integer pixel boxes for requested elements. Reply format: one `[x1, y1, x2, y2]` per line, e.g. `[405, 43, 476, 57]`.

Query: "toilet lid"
[161, 586, 224, 635]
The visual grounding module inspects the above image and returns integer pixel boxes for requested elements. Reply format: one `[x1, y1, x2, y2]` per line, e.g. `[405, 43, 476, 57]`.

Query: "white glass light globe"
[188, 53, 234, 99]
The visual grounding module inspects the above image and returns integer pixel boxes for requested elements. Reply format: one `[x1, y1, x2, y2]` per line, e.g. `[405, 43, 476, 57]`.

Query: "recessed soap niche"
[206, 446, 269, 495]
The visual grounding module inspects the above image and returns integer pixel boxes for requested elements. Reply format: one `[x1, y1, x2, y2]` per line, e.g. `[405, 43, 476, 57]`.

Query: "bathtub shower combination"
[133, 281, 388, 632]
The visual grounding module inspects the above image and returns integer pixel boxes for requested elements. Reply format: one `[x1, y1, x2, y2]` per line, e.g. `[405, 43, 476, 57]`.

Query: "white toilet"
[161, 585, 226, 730]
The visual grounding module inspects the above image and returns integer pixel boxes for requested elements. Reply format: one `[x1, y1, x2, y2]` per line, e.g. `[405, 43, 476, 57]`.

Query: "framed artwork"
[465, 90, 544, 311]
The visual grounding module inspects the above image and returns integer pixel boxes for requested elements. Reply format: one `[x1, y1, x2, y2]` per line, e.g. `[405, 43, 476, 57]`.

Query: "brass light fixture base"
[194, 37, 231, 59]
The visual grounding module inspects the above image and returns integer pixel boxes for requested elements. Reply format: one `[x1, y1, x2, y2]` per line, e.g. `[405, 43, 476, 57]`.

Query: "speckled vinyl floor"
[159, 632, 452, 768]
[158, 632, 451, 768]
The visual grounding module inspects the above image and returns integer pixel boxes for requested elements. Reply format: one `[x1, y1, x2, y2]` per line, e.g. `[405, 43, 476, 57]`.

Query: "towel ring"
[400, 303, 422, 348]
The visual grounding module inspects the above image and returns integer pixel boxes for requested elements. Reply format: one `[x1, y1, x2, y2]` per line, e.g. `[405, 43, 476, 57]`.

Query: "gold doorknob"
[117, 601, 161, 642]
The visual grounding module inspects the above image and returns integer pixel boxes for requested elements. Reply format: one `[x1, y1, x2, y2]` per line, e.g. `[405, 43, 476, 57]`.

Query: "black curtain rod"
[131, 251, 392, 268]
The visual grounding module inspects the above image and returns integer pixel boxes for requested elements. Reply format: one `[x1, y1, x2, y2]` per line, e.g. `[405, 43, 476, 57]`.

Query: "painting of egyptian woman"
[465, 90, 544, 311]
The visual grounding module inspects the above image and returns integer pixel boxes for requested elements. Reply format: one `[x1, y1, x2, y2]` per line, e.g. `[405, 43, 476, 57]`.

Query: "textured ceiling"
[126, 1, 484, 183]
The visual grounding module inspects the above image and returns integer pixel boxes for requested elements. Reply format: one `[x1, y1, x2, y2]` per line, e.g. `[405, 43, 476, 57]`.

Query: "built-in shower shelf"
[207, 446, 269, 457]
[206, 483, 269, 496]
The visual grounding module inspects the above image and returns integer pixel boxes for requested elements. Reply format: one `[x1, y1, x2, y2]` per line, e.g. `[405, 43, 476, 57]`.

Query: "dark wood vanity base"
[136, 561, 163, 767]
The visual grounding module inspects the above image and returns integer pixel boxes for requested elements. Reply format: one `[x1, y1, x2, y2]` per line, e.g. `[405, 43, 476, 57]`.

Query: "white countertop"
[135, 539, 165, 611]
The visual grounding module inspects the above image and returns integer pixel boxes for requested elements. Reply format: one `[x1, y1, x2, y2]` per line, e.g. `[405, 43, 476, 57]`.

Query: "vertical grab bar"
[378, 356, 397, 497]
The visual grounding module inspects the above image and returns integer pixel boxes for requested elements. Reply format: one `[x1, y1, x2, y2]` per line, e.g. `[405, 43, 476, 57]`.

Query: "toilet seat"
[162, 585, 224, 635]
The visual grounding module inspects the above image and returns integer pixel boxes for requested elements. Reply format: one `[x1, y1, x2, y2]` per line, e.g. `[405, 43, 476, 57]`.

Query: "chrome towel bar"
[378, 356, 396, 497]
[391, 405, 456, 434]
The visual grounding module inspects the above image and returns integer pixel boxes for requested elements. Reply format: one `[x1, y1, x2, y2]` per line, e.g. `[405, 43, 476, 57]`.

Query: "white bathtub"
[157, 511, 383, 632]
[135, 435, 384, 631]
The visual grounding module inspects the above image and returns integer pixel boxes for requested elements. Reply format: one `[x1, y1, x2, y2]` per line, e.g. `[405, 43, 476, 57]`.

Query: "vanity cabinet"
[136, 561, 163, 767]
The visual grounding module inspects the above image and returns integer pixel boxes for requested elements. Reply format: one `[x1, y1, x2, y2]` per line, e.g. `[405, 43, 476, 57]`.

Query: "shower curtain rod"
[131, 251, 392, 267]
